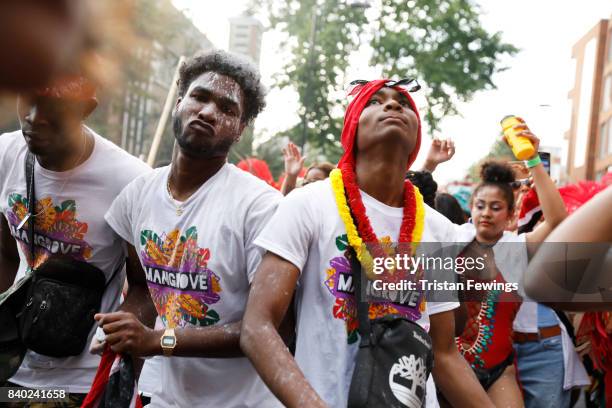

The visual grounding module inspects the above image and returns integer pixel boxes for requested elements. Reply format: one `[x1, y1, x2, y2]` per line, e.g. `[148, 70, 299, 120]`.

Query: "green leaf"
[59, 200, 76, 213]
[199, 309, 220, 326]
[336, 234, 349, 251]
[140, 230, 162, 247]
[185, 226, 198, 240]
[8, 193, 22, 208]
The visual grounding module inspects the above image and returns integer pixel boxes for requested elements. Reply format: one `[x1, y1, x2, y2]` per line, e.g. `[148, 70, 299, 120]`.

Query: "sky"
[172, 0, 612, 183]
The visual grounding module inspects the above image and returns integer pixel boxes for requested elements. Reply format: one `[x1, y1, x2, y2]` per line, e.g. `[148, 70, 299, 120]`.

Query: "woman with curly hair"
[454, 129, 568, 406]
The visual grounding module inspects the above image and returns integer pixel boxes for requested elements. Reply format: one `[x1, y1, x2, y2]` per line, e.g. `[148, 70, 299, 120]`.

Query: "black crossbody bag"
[347, 249, 435, 408]
[17, 152, 120, 357]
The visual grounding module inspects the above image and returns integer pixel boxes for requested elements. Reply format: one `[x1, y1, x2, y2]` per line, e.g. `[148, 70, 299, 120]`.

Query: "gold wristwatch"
[160, 328, 177, 357]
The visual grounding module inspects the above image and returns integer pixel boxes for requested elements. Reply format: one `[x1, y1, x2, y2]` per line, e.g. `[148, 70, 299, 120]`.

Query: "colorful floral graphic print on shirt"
[324, 233, 426, 344]
[6, 193, 93, 269]
[140, 226, 222, 329]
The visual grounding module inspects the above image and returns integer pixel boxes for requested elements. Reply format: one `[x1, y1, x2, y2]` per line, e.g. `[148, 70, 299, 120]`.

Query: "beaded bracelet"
[525, 155, 542, 168]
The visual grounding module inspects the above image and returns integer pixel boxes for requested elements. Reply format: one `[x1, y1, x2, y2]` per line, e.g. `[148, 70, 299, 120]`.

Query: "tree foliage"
[259, 0, 517, 154]
[264, 0, 368, 150]
[371, 0, 517, 130]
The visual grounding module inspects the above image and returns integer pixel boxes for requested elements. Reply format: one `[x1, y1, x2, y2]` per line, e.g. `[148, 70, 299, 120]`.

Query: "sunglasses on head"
[347, 78, 421, 96]
[510, 178, 532, 190]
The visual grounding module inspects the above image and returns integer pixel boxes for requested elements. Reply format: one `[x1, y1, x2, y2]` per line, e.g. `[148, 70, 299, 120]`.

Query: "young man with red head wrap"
[241, 79, 493, 407]
[0, 75, 150, 406]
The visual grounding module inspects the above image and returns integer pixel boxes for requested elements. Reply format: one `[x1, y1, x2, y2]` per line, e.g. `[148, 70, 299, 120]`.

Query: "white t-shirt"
[0, 129, 150, 393]
[138, 318, 164, 398]
[105, 163, 282, 408]
[255, 179, 463, 407]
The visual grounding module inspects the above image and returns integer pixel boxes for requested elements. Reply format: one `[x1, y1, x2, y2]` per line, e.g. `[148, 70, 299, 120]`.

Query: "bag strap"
[349, 248, 371, 346]
[25, 152, 36, 262]
[24, 150, 122, 290]
[103, 261, 124, 290]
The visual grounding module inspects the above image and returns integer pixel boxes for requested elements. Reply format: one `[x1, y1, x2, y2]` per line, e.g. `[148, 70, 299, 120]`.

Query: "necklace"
[18, 129, 90, 231]
[330, 167, 425, 280]
[455, 289, 501, 369]
[166, 175, 185, 216]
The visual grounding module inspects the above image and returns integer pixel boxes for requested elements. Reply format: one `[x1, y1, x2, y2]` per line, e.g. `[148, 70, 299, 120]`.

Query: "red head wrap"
[337, 79, 422, 171]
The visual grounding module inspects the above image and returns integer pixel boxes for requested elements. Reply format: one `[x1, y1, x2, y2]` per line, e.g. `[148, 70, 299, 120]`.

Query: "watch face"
[161, 336, 176, 347]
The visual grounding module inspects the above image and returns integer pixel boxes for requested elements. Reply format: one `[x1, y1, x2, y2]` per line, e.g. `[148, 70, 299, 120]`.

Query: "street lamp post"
[300, 6, 319, 151]
[299, 0, 371, 151]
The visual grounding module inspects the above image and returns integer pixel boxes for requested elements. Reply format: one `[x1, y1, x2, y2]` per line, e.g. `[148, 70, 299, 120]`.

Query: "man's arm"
[120, 243, 157, 325]
[97, 244, 245, 358]
[241, 252, 327, 408]
[429, 309, 494, 408]
[0, 215, 19, 292]
[524, 187, 612, 311]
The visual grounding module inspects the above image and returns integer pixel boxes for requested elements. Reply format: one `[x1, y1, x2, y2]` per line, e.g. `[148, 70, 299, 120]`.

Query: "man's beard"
[173, 116, 234, 159]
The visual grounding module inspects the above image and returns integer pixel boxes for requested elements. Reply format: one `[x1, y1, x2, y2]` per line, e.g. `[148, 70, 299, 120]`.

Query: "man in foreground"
[242, 79, 494, 407]
[99, 50, 282, 407]
[0, 75, 150, 406]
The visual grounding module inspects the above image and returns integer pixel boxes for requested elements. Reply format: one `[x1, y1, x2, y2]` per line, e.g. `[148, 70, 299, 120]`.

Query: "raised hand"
[423, 138, 455, 172]
[503, 123, 540, 158]
[283, 142, 305, 178]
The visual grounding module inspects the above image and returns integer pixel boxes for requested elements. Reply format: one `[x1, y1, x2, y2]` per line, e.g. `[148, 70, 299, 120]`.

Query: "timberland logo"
[388, 355, 427, 408]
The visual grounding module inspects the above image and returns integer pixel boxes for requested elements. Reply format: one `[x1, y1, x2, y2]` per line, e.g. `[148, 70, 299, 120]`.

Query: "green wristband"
[525, 155, 542, 168]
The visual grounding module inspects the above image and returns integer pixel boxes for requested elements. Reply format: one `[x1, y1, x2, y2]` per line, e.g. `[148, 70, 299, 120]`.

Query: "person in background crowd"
[512, 189, 589, 408]
[98, 50, 282, 408]
[406, 170, 438, 207]
[241, 78, 494, 408]
[236, 157, 278, 189]
[454, 128, 568, 407]
[280, 141, 335, 194]
[525, 183, 612, 406]
[451, 185, 473, 220]
[302, 162, 335, 186]
[0, 75, 151, 407]
[524, 185, 612, 308]
[435, 193, 467, 225]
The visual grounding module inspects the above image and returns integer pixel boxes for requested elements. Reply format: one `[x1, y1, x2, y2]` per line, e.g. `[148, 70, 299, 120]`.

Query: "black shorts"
[472, 351, 515, 391]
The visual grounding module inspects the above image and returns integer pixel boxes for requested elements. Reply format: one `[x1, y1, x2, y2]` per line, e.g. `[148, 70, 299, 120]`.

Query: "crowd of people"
[0, 47, 610, 408]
